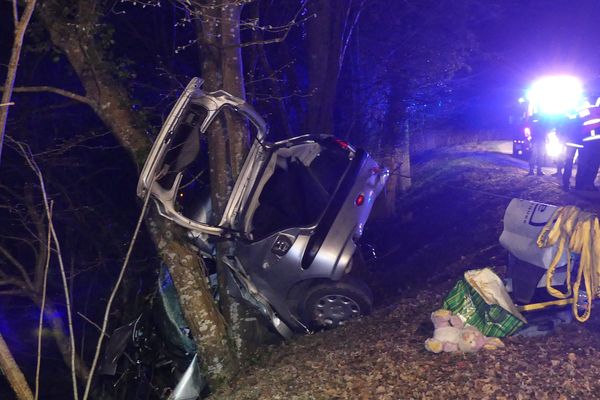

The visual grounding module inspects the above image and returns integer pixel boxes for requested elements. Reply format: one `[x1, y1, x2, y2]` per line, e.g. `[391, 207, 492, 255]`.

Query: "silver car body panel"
[138, 78, 389, 334]
[167, 354, 205, 400]
[232, 149, 388, 330]
[137, 77, 268, 236]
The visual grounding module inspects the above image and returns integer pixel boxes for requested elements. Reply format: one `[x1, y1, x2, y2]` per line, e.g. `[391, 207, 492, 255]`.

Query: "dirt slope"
[211, 143, 600, 400]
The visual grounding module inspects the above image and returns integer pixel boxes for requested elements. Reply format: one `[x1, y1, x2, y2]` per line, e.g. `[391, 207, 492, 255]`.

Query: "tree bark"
[147, 213, 236, 385]
[247, 2, 293, 138]
[38, 1, 151, 167]
[306, 0, 350, 134]
[0, 331, 33, 400]
[194, 0, 271, 363]
[221, 2, 250, 177]
[380, 81, 411, 217]
[38, 0, 236, 388]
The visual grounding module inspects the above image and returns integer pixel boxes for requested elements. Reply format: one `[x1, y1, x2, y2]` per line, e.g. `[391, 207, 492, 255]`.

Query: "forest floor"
[211, 141, 600, 400]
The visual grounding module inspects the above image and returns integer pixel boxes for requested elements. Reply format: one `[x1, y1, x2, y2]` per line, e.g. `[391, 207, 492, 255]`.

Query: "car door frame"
[137, 77, 269, 237]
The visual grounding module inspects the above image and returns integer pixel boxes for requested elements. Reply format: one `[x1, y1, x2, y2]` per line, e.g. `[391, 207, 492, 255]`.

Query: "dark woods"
[0, 0, 501, 398]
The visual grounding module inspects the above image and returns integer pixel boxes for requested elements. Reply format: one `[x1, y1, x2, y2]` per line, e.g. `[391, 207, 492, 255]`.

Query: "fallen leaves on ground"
[211, 143, 600, 400]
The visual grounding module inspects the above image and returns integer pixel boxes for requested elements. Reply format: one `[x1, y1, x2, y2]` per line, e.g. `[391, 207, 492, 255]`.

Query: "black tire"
[301, 277, 373, 330]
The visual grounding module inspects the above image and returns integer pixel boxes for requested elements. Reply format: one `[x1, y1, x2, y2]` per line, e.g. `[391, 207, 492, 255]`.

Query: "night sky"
[478, 0, 600, 102]
[4, 1, 600, 125]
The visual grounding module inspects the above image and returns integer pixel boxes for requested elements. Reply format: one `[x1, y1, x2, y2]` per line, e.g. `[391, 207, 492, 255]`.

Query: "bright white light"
[526, 75, 584, 115]
[583, 118, 600, 126]
[545, 130, 564, 157]
[580, 108, 591, 118]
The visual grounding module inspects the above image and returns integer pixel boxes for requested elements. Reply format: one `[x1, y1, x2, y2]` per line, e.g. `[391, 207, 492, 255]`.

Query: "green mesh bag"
[442, 269, 527, 337]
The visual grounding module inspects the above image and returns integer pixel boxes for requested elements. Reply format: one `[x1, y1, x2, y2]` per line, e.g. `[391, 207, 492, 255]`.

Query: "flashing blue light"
[526, 75, 584, 116]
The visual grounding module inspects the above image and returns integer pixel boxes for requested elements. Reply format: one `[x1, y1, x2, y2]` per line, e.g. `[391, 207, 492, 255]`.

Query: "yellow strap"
[536, 206, 600, 322]
[517, 298, 575, 312]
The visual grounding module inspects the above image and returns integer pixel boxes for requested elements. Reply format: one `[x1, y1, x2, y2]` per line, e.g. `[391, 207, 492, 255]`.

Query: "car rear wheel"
[301, 277, 373, 330]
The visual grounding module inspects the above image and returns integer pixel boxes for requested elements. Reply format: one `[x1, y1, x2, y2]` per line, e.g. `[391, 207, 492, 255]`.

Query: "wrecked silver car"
[101, 78, 388, 398]
[137, 77, 389, 335]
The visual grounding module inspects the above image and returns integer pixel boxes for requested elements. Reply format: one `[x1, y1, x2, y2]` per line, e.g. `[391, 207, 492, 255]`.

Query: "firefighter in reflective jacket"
[576, 106, 600, 191]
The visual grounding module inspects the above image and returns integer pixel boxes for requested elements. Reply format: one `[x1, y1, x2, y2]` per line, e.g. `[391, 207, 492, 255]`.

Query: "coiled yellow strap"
[536, 206, 600, 322]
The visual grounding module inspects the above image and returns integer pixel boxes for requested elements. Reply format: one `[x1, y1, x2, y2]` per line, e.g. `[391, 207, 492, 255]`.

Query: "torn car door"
[137, 77, 267, 237]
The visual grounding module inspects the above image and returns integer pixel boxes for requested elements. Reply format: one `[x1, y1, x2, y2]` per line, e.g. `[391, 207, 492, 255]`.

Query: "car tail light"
[355, 193, 365, 206]
[335, 138, 350, 150]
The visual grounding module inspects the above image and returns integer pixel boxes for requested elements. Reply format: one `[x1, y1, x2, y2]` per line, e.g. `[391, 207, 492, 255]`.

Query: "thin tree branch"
[0, 289, 31, 297]
[0, 244, 34, 290]
[12, 0, 18, 25]
[338, 0, 366, 77]
[12, 140, 80, 400]
[35, 201, 52, 400]
[0, 0, 37, 165]
[82, 183, 153, 400]
[0, 235, 39, 259]
[8, 86, 95, 108]
[0, 276, 31, 292]
[76, 312, 109, 338]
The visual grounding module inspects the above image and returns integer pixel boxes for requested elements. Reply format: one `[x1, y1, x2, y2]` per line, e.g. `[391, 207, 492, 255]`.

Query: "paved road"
[413, 140, 599, 200]
[473, 140, 600, 199]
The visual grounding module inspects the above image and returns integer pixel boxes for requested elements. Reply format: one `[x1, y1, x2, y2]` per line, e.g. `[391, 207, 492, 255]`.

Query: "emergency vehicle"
[512, 75, 586, 161]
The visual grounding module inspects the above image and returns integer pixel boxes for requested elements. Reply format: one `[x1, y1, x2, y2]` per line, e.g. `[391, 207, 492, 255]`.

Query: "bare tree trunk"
[38, 0, 236, 388]
[193, 0, 269, 363]
[193, 6, 241, 362]
[219, 1, 276, 361]
[147, 213, 237, 385]
[0, 0, 37, 165]
[221, 2, 250, 176]
[38, 2, 151, 166]
[380, 83, 411, 217]
[399, 120, 412, 192]
[247, 2, 293, 138]
[0, 331, 33, 400]
[306, 0, 350, 134]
